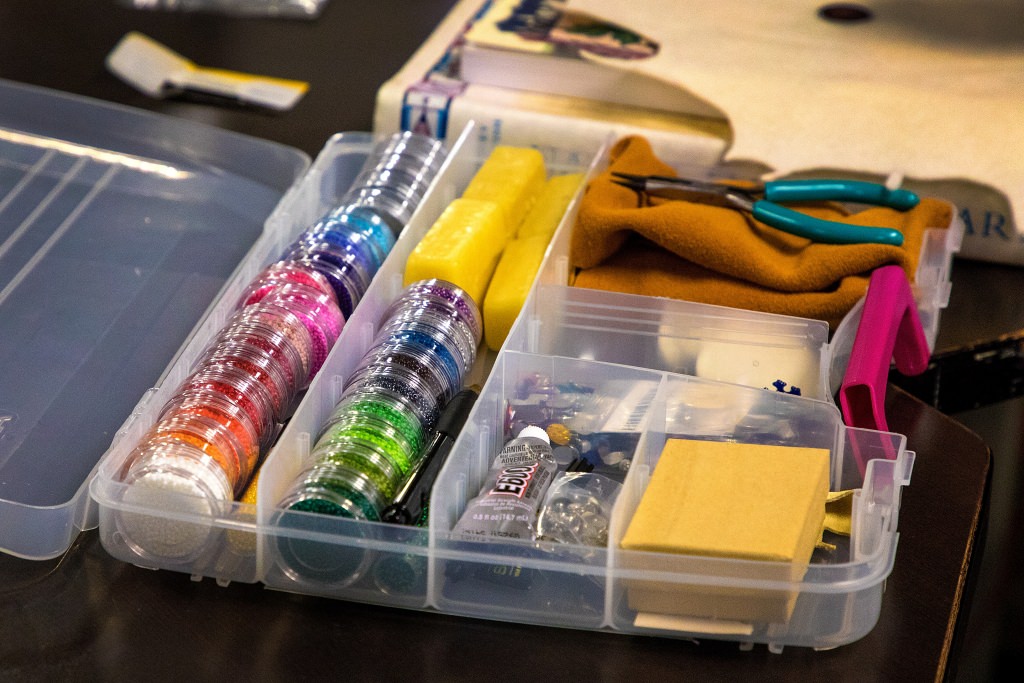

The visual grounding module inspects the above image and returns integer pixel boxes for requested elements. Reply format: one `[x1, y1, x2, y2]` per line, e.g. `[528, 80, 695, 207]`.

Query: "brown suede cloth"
[571, 136, 954, 329]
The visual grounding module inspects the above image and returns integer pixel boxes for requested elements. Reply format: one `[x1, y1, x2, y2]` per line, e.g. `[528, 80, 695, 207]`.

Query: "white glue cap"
[517, 425, 550, 444]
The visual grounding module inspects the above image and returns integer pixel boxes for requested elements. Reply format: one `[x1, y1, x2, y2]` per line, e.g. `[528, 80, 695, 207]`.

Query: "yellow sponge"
[620, 438, 830, 623]
[516, 173, 584, 240]
[482, 234, 550, 351]
[462, 146, 546, 235]
[404, 198, 508, 306]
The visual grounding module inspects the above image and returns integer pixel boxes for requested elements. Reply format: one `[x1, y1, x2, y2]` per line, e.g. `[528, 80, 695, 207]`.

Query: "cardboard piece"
[620, 438, 830, 623]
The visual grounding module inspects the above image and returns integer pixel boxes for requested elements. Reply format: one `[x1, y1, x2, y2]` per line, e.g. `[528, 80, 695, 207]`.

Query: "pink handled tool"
[840, 265, 931, 433]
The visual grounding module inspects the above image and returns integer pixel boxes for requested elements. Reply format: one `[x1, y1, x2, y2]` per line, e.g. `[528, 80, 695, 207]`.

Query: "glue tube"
[452, 425, 557, 541]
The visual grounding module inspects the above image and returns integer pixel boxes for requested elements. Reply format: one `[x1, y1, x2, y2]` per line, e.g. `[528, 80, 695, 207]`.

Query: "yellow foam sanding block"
[516, 173, 584, 240]
[620, 438, 831, 623]
[461, 146, 547, 235]
[404, 197, 508, 306]
[482, 234, 550, 351]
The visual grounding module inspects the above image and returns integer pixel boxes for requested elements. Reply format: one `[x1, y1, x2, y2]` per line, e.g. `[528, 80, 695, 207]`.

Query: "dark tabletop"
[0, 1, 995, 681]
[0, 0, 456, 158]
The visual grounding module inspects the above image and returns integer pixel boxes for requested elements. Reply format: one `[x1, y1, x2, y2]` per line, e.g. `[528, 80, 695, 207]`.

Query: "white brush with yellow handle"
[106, 31, 308, 111]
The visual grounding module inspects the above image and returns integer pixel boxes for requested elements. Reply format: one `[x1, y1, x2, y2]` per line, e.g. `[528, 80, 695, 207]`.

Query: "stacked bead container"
[278, 279, 482, 522]
[116, 133, 447, 559]
[120, 296, 321, 499]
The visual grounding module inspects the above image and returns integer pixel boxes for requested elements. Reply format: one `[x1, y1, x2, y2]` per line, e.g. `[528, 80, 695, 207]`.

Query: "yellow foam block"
[620, 438, 830, 623]
[404, 198, 508, 306]
[461, 146, 546, 235]
[482, 234, 550, 352]
[516, 173, 584, 240]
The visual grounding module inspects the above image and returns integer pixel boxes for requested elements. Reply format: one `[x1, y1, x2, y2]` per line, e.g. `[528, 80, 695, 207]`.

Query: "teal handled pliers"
[611, 173, 919, 246]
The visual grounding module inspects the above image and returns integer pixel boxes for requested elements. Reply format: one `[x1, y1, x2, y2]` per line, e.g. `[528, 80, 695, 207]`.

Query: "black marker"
[381, 388, 479, 525]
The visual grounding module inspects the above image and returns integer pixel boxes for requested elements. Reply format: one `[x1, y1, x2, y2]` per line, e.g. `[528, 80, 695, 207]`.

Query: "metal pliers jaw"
[611, 172, 917, 246]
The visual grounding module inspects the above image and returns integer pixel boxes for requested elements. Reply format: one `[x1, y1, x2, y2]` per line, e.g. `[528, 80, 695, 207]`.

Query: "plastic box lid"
[0, 79, 309, 559]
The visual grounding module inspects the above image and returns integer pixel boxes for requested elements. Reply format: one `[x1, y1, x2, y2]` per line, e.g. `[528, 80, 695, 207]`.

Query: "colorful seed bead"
[260, 285, 344, 378]
[198, 345, 292, 421]
[233, 302, 316, 386]
[239, 260, 338, 309]
[140, 413, 246, 492]
[310, 437, 403, 500]
[216, 317, 308, 397]
[159, 390, 262, 484]
[332, 395, 426, 455]
[317, 418, 416, 476]
[181, 364, 277, 446]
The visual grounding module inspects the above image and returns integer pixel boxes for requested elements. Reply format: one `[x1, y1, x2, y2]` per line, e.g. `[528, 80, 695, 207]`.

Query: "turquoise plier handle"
[751, 201, 905, 246]
[764, 179, 920, 211]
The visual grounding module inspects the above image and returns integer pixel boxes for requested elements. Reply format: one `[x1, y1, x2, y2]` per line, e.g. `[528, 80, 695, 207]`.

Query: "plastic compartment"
[510, 136, 961, 404]
[92, 125, 591, 586]
[634, 145, 962, 358]
[254, 129, 597, 603]
[430, 352, 912, 649]
[513, 284, 831, 401]
[90, 131, 406, 581]
[608, 400, 911, 649]
[0, 79, 308, 559]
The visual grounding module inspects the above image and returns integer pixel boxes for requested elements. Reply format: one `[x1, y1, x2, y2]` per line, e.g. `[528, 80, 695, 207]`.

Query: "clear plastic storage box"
[0, 79, 308, 559]
[2, 80, 961, 650]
